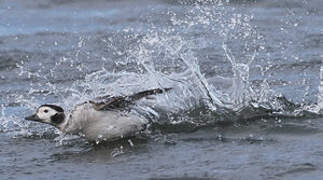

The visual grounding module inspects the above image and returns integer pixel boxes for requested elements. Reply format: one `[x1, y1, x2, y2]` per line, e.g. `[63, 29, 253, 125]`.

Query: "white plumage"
[61, 102, 147, 141]
[25, 88, 171, 142]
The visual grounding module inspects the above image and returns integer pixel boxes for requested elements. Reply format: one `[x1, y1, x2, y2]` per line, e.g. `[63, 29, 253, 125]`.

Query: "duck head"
[25, 104, 66, 128]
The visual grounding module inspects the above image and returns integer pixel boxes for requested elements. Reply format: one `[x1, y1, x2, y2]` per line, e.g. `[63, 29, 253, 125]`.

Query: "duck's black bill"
[25, 114, 41, 122]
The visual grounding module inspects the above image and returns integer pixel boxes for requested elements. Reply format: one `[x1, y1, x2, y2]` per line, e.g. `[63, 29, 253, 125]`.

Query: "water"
[1, 0, 323, 179]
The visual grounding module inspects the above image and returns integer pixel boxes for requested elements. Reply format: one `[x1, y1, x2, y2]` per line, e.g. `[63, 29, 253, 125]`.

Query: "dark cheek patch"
[50, 113, 65, 124]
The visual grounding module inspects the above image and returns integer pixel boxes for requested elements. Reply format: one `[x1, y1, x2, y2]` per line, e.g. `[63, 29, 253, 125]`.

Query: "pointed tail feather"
[129, 88, 172, 101]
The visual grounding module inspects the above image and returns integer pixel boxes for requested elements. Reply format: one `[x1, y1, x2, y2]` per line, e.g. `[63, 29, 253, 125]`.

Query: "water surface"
[1, 0, 323, 179]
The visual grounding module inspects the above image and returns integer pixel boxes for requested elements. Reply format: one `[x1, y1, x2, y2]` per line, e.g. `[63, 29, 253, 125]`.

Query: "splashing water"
[0, 104, 6, 131]
[5, 0, 321, 139]
[319, 64, 323, 111]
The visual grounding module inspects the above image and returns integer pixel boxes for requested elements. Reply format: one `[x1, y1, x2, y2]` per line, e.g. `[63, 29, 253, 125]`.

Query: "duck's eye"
[44, 110, 49, 113]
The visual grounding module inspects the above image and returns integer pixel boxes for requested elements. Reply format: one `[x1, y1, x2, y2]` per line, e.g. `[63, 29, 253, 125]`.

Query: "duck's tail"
[129, 88, 172, 101]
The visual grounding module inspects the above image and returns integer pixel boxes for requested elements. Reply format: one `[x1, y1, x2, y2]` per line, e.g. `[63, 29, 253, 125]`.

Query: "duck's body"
[25, 88, 171, 142]
[61, 102, 147, 141]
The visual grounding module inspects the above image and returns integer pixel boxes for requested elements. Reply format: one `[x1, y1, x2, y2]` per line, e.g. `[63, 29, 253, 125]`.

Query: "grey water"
[1, 0, 323, 179]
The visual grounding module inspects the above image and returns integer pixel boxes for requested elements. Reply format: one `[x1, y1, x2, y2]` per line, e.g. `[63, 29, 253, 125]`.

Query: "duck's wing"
[89, 88, 172, 111]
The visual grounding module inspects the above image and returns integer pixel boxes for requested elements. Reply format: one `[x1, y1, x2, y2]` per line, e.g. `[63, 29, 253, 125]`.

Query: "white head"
[25, 104, 66, 128]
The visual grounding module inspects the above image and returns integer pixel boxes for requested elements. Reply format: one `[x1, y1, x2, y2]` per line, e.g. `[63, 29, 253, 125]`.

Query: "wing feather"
[89, 88, 172, 111]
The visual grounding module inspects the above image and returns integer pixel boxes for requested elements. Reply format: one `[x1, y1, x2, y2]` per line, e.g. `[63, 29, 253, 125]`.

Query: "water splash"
[319, 64, 323, 111]
[0, 104, 6, 131]
[8, 0, 321, 139]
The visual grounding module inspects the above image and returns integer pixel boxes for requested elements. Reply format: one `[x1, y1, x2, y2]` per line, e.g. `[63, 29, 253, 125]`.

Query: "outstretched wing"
[89, 88, 172, 111]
